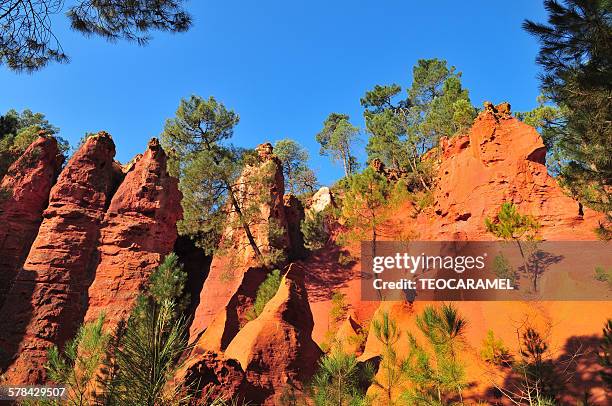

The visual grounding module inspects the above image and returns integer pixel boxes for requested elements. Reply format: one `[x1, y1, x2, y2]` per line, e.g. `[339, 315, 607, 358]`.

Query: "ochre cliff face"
[0, 133, 181, 385]
[0, 136, 63, 307]
[84, 138, 182, 331]
[188, 143, 291, 337]
[0, 132, 118, 384]
[418, 107, 605, 240]
[183, 264, 322, 405]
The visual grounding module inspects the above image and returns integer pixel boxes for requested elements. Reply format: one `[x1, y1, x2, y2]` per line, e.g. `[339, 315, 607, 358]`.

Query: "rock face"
[419, 103, 604, 240]
[309, 186, 334, 213]
[84, 138, 182, 330]
[189, 143, 291, 337]
[183, 264, 322, 405]
[0, 132, 119, 384]
[0, 136, 63, 307]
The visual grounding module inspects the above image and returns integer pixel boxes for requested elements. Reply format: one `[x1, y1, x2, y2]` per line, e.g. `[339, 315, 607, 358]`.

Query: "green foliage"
[516, 95, 566, 175]
[598, 319, 612, 389]
[486, 203, 543, 291]
[161, 95, 272, 266]
[360, 59, 475, 192]
[524, 0, 612, 223]
[0, 108, 66, 178]
[330, 292, 349, 325]
[311, 350, 373, 406]
[341, 167, 391, 246]
[493, 253, 519, 288]
[485, 203, 541, 241]
[1, 1, 192, 72]
[98, 252, 190, 405]
[420, 75, 476, 139]
[102, 299, 190, 405]
[45, 314, 110, 406]
[481, 329, 511, 366]
[372, 311, 402, 404]
[274, 138, 319, 195]
[148, 253, 189, 314]
[594, 266, 612, 289]
[246, 269, 282, 321]
[316, 113, 360, 177]
[402, 304, 468, 405]
[300, 210, 330, 251]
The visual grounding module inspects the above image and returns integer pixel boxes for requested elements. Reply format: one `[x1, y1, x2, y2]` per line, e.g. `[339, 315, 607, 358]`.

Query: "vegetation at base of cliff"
[310, 350, 374, 406]
[480, 329, 512, 366]
[300, 209, 330, 251]
[44, 313, 111, 405]
[42, 252, 198, 406]
[523, 0, 611, 228]
[246, 269, 282, 321]
[0, 108, 68, 178]
[486, 203, 542, 292]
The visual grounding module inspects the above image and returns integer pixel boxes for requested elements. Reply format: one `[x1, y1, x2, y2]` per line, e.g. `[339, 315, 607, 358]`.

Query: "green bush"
[493, 253, 519, 288]
[301, 210, 329, 250]
[481, 329, 511, 366]
[246, 269, 282, 321]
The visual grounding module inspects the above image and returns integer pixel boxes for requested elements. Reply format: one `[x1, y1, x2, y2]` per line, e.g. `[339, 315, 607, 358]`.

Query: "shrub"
[493, 253, 519, 288]
[594, 266, 612, 289]
[481, 329, 511, 366]
[301, 210, 329, 250]
[246, 269, 282, 321]
[45, 314, 110, 406]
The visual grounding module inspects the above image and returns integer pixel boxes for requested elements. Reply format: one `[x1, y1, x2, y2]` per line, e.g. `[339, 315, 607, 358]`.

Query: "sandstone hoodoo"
[84, 138, 182, 330]
[188, 142, 291, 337]
[0, 135, 63, 307]
[183, 264, 323, 405]
[0, 132, 118, 384]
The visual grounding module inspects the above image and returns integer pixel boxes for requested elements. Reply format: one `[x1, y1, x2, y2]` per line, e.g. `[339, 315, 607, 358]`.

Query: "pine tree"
[316, 113, 359, 177]
[311, 350, 372, 406]
[161, 95, 269, 266]
[274, 138, 319, 195]
[598, 319, 612, 389]
[45, 314, 110, 406]
[486, 203, 541, 291]
[1, 1, 192, 72]
[524, 0, 612, 224]
[99, 253, 191, 405]
[372, 312, 402, 405]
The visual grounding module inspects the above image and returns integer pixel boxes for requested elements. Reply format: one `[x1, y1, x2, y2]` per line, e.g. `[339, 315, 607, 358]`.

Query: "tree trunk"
[226, 182, 266, 267]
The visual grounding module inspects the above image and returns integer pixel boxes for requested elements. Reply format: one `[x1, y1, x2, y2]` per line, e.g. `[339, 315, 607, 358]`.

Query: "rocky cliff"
[0, 135, 63, 307]
[0, 133, 180, 384]
[84, 138, 182, 331]
[183, 264, 322, 405]
[417, 103, 604, 240]
[188, 143, 292, 338]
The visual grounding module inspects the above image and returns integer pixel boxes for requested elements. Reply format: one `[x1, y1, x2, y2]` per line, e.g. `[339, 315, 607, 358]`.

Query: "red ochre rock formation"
[182, 264, 322, 405]
[418, 103, 605, 240]
[0, 135, 63, 307]
[188, 142, 291, 337]
[84, 138, 182, 330]
[0, 134, 180, 385]
[0, 132, 119, 384]
[283, 193, 307, 260]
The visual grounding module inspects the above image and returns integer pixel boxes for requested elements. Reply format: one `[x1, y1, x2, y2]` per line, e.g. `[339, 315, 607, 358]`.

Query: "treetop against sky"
[0, 1, 547, 185]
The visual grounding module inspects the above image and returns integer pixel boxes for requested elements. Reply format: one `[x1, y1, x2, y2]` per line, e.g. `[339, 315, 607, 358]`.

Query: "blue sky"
[0, 1, 547, 185]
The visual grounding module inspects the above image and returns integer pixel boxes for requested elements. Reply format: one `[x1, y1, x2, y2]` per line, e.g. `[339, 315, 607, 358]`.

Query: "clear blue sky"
[0, 1, 547, 185]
